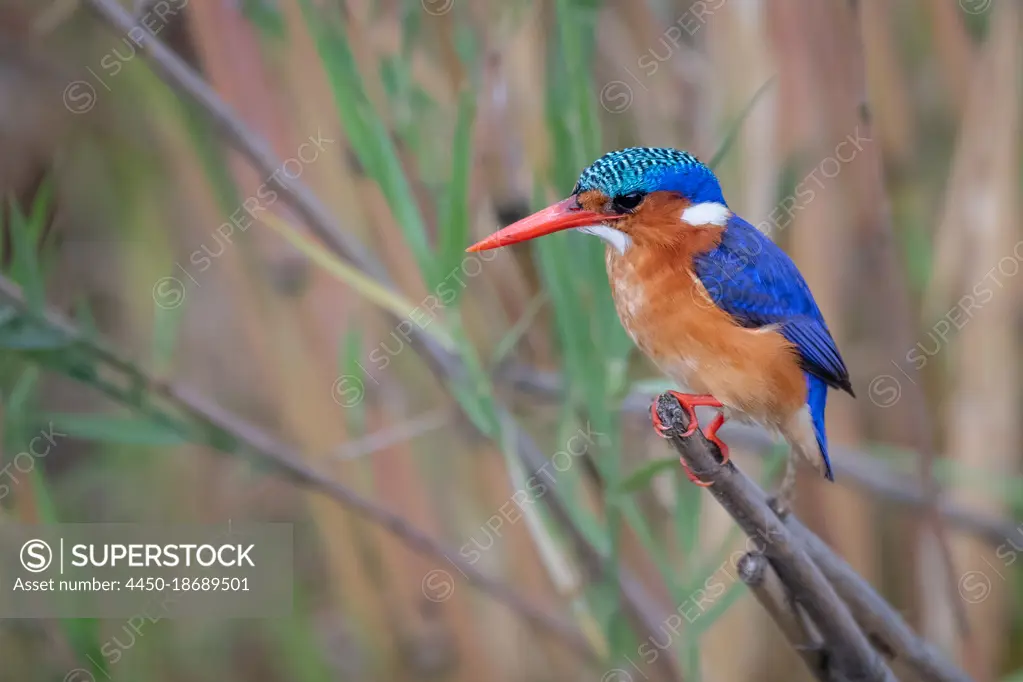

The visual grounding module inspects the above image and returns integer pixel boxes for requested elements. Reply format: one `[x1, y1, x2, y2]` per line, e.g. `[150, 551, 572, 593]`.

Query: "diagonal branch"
[71, 3, 682, 677]
[655, 393, 902, 682]
[787, 516, 973, 682]
[737, 552, 832, 680]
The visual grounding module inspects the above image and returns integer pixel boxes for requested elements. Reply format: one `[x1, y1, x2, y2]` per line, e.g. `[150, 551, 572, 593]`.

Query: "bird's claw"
[703, 412, 730, 467]
[650, 401, 673, 438]
[651, 392, 729, 487]
[650, 391, 706, 438]
[680, 457, 714, 487]
[679, 420, 728, 487]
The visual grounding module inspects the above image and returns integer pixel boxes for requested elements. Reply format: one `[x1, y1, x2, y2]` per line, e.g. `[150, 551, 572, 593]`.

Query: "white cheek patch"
[577, 225, 632, 255]
[681, 202, 731, 227]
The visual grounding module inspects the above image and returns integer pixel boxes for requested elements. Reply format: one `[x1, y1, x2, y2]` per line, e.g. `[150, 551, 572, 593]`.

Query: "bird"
[467, 147, 854, 507]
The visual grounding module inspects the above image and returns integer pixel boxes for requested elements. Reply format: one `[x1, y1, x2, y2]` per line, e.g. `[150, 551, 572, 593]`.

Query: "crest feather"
[574, 147, 725, 206]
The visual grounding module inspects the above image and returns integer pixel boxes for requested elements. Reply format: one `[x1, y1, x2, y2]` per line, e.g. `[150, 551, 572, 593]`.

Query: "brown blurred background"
[0, 0, 1020, 681]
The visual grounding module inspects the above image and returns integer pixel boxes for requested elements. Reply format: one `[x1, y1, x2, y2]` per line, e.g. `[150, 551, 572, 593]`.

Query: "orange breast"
[607, 239, 807, 427]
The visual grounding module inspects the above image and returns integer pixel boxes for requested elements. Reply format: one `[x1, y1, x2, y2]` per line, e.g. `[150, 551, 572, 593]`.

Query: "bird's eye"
[612, 191, 646, 213]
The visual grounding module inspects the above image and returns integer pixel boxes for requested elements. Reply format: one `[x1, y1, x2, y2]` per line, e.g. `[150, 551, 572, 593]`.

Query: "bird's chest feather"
[607, 249, 721, 390]
[605, 245, 806, 422]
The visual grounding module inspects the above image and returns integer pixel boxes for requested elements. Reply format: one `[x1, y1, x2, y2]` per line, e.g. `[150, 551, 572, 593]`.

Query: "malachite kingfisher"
[467, 147, 854, 496]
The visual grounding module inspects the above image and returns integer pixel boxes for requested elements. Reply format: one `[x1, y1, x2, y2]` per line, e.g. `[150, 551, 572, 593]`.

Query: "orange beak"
[466, 197, 620, 252]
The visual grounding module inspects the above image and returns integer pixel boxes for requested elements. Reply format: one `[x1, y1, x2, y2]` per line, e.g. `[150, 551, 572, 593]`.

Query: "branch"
[70, 4, 684, 677]
[655, 394, 897, 682]
[786, 516, 972, 682]
[500, 362, 1015, 547]
[738, 552, 833, 681]
[0, 275, 596, 663]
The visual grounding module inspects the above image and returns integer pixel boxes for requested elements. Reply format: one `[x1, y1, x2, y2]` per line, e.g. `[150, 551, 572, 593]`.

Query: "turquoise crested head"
[574, 147, 726, 207]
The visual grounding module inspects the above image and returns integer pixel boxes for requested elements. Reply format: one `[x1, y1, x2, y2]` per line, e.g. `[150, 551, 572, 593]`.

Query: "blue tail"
[807, 374, 834, 481]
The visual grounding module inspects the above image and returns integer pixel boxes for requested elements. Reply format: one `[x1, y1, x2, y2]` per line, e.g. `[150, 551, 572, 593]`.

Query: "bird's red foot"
[678, 413, 730, 487]
[651, 392, 727, 486]
[702, 412, 730, 467]
[651, 391, 724, 438]
[679, 458, 715, 487]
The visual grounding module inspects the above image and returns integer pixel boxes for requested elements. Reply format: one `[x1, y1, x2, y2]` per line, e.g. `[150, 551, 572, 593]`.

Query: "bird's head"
[467, 147, 731, 255]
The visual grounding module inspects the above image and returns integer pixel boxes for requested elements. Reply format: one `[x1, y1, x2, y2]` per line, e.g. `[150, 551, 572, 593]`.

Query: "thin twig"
[0, 276, 596, 663]
[330, 408, 453, 461]
[500, 362, 1015, 546]
[655, 393, 898, 682]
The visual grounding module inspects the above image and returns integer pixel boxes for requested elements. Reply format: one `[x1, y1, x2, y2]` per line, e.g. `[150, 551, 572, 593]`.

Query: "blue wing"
[691, 215, 854, 396]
